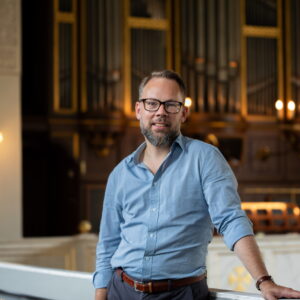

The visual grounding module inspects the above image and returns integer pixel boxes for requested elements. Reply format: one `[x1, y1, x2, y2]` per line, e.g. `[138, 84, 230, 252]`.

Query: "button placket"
[141, 178, 160, 279]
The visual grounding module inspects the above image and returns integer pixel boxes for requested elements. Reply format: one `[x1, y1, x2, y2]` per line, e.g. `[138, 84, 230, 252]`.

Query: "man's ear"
[135, 101, 141, 120]
[181, 106, 189, 123]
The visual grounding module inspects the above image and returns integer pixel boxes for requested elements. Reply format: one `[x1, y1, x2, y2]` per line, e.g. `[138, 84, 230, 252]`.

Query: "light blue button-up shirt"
[93, 135, 253, 288]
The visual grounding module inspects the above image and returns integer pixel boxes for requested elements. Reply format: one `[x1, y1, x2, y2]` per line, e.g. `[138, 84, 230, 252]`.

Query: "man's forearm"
[234, 235, 300, 299]
[233, 235, 269, 280]
[95, 288, 107, 300]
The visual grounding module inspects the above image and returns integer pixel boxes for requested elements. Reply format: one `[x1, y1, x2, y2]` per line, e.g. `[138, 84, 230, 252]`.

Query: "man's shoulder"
[182, 135, 218, 153]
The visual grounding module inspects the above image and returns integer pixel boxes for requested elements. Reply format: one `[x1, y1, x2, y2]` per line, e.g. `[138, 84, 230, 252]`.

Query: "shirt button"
[149, 233, 154, 238]
[151, 208, 157, 212]
[145, 256, 150, 261]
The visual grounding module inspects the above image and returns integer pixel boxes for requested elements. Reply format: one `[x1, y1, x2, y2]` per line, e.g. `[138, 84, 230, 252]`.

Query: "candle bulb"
[184, 97, 192, 108]
[287, 100, 296, 121]
[184, 97, 192, 116]
[275, 99, 284, 120]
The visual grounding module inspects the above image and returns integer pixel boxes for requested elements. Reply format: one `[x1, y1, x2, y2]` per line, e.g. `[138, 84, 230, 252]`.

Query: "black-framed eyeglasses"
[139, 98, 183, 114]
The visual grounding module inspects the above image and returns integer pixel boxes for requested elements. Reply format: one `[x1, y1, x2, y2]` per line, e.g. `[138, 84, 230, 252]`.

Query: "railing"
[241, 202, 300, 233]
[1, 234, 300, 295]
[210, 289, 263, 300]
[0, 262, 94, 300]
[0, 262, 265, 300]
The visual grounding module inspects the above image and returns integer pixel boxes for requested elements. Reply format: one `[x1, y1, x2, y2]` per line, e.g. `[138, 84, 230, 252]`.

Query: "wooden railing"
[242, 202, 300, 233]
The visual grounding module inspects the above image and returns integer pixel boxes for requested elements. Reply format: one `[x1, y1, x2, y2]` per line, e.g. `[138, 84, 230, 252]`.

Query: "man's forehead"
[144, 77, 177, 87]
[141, 78, 183, 97]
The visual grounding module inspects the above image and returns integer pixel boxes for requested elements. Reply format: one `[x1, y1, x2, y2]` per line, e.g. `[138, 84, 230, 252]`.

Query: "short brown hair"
[138, 70, 186, 100]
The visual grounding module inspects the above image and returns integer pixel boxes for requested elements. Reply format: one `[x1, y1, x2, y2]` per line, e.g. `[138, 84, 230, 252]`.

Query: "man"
[93, 70, 300, 300]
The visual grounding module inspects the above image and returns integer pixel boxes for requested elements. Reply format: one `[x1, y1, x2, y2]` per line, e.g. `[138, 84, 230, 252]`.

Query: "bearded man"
[93, 70, 300, 300]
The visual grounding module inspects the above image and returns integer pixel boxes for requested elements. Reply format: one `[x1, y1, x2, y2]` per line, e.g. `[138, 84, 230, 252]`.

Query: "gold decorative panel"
[228, 266, 252, 291]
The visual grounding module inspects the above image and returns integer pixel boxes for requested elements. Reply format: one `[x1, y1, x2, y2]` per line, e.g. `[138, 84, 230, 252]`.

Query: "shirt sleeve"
[201, 147, 254, 250]
[92, 170, 123, 288]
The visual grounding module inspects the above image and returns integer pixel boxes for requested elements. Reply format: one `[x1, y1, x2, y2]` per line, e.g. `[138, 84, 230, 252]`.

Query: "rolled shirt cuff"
[92, 268, 113, 289]
[223, 217, 254, 251]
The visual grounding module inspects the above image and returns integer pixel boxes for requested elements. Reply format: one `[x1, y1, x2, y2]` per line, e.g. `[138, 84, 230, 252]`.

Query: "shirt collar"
[172, 134, 186, 152]
[132, 142, 146, 165]
[130, 134, 186, 165]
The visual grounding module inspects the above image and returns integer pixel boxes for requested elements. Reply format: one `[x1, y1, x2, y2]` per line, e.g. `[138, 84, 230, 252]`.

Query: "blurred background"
[1, 0, 300, 240]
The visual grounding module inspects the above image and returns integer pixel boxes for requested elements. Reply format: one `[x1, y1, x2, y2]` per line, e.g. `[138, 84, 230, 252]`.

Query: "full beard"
[140, 121, 179, 147]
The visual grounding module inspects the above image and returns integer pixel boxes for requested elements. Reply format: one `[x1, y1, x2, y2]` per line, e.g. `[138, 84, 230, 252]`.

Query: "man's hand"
[260, 280, 300, 300]
[95, 288, 107, 300]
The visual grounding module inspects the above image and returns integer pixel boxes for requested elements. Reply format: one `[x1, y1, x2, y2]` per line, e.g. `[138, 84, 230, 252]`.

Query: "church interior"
[1, 0, 300, 296]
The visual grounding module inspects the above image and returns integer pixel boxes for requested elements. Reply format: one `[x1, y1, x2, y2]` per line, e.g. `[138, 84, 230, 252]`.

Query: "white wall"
[0, 0, 22, 241]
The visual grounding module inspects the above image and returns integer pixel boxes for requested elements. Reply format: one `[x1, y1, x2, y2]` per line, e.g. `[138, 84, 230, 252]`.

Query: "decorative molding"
[228, 266, 252, 292]
[128, 17, 169, 30]
[243, 26, 279, 38]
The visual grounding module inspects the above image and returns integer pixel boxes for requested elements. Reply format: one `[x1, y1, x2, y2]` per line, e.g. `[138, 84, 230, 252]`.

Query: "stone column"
[0, 0, 22, 240]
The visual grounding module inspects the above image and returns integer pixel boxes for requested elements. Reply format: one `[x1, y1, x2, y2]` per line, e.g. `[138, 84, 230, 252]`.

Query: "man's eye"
[166, 102, 177, 107]
[147, 101, 158, 106]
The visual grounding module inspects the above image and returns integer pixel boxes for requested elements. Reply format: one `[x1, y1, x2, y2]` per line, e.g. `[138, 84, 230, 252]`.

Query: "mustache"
[151, 117, 170, 125]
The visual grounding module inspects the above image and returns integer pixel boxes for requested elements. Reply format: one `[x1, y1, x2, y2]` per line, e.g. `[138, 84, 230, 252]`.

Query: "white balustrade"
[0, 262, 93, 300]
[0, 233, 300, 298]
